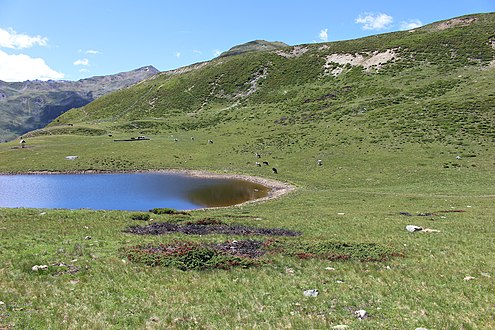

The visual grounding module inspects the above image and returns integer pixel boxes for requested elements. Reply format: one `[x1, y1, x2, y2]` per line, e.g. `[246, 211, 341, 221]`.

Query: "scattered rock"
[421, 228, 440, 233]
[354, 309, 368, 319]
[415, 328, 429, 330]
[69, 279, 79, 285]
[39, 212, 46, 215]
[464, 276, 476, 281]
[400, 212, 413, 216]
[406, 225, 423, 232]
[65, 156, 78, 160]
[303, 289, 319, 297]
[332, 325, 349, 330]
[32, 265, 48, 271]
[285, 268, 295, 275]
[481, 272, 491, 278]
[325, 267, 336, 271]
[0, 301, 5, 306]
[337, 213, 345, 215]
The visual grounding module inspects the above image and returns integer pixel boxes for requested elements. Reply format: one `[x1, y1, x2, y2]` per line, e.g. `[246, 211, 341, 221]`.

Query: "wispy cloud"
[0, 27, 48, 49]
[399, 19, 423, 30]
[193, 49, 202, 55]
[176, 52, 181, 58]
[319, 28, 328, 42]
[0, 49, 64, 81]
[73, 58, 89, 66]
[79, 68, 90, 73]
[213, 49, 221, 57]
[355, 13, 393, 30]
[85, 49, 100, 55]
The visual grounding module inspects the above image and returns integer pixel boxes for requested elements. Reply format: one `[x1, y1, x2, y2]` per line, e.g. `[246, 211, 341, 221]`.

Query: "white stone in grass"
[354, 309, 368, 319]
[0, 301, 5, 305]
[65, 156, 78, 160]
[332, 325, 349, 330]
[406, 225, 423, 232]
[325, 267, 336, 271]
[415, 328, 429, 330]
[32, 265, 48, 271]
[464, 276, 476, 281]
[303, 289, 319, 297]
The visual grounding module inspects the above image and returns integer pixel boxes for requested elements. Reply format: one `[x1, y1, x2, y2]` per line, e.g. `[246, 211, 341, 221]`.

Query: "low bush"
[123, 240, 263, 270]
[149, 208, 190, 215]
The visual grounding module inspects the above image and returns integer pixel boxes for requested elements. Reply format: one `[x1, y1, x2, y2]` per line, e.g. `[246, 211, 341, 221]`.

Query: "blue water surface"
[0, 173, 268, 211]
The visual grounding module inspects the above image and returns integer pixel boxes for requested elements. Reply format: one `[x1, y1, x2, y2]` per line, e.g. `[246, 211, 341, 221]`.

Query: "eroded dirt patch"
[436, 17, 477, 31]
[324, 49, 399, 76]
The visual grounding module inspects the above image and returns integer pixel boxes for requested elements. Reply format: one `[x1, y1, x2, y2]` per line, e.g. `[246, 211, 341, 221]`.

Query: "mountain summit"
[218, 40, 289, 58]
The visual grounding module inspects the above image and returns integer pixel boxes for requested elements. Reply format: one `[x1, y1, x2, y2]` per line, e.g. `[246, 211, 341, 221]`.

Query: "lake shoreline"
[0, 169, 295, 209]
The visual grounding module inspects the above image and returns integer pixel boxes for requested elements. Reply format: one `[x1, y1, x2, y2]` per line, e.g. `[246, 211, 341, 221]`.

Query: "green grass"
[1, 12, 495, 329]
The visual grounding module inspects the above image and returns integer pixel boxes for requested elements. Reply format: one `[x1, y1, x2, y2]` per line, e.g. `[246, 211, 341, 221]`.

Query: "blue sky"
[0, 0, 493, 82]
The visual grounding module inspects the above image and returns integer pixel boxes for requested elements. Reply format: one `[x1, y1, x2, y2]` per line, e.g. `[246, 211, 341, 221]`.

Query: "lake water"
[0, 173, 270, 211]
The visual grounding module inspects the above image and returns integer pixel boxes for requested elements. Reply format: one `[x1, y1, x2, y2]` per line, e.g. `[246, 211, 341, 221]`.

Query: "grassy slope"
[1, 13, 495, 329]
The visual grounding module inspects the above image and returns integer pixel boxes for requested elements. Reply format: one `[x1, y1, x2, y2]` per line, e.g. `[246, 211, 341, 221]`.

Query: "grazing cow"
[20, 139, 26, 148]
[317, 159, 323, 166]
[255, 162, 261, 167]
[262, 161, 269, 166]
[174, 138, 178, 142]
[272, 167, 278, 174]
[256, 153, 261, 158]
[191, 137, 195, 141]
[208, 139, 214, 144]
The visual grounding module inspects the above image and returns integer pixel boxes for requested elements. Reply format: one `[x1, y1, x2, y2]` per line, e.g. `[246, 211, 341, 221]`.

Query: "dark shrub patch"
[149, 208, 190, 215]
[130, 213, 150, 221]
[266, 240, 398, 262]
[123, 240, 264, 270]
[123, 222, 301, 237]
[185, 218, 225, 226]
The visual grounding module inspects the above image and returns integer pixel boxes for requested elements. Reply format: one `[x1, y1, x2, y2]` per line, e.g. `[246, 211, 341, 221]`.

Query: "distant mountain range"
[0, 65, 159, 141]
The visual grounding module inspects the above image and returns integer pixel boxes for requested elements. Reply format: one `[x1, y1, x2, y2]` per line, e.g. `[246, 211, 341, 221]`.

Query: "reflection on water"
[0, 173, 270, 211]
[187, 180, 269, 207]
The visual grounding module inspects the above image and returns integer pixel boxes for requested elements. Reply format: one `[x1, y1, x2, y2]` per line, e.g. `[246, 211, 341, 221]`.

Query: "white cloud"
[0, 27, 48, 49]
[176, 52, 181, 58]
[355, 13, 393, 30]
[85, 49, 100, 54]
[0, 50, 64, 81]
[399, 19, 423, 30]
[319, 28, 328, 42]
[213, 49, 221, 57]
[73, 58, 89, 66]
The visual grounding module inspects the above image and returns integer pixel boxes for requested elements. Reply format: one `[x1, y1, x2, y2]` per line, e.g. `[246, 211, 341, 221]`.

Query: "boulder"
[406, 225, 423, 232]
[303, 289, 319, 297]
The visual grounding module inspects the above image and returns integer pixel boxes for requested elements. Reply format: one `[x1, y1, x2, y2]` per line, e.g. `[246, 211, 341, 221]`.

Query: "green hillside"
[1, 13, 495, 329]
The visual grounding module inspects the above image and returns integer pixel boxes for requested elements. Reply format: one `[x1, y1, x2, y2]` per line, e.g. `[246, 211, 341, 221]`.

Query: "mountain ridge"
[0, 65, 159, 141]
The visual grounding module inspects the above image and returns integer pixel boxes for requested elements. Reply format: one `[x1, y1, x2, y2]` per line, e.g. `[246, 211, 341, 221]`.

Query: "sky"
[0, 0, 493, 82]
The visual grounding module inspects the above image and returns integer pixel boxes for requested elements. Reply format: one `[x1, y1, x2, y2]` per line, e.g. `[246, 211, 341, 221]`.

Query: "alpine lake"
[0, 172, 270, 211]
